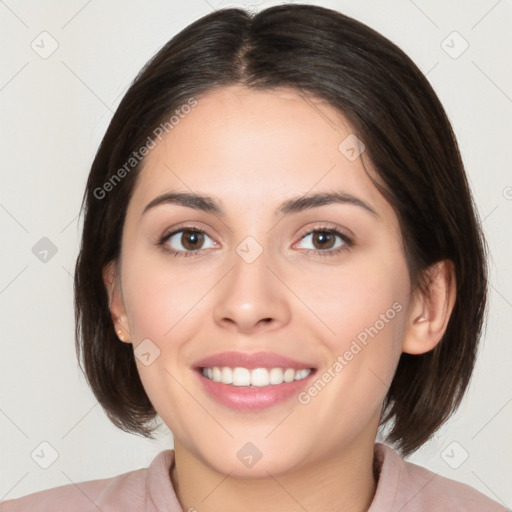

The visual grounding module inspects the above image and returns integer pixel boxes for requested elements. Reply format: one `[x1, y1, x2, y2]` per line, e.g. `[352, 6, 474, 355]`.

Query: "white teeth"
[251, 368, 270, 387]
[269, 368, 284, 385]
[201, 366, 312, 387]
[212, 367, 222, 383]
[294, 369, 311, 380]
[232, 367, 251, 386]
[221, 367, 233, 384]
[284, 368, 295, 382]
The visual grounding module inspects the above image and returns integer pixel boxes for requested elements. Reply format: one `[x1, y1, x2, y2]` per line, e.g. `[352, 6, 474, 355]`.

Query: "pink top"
[0, 443, 507, 511]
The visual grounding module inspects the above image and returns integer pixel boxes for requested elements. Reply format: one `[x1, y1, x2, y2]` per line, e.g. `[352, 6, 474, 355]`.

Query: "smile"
[194, 351, 317, 410]
[200, 366, 313, 387]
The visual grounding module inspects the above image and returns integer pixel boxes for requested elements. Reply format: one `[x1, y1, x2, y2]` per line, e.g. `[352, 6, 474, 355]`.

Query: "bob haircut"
[74, 4, 487, 456]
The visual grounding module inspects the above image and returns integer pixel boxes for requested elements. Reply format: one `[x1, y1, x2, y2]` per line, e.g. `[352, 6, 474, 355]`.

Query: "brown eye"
[180, 230, 205, 250]
[295, 227, 352, 257]
[311, 231, 336, 250]
[161, 228, 216, 256]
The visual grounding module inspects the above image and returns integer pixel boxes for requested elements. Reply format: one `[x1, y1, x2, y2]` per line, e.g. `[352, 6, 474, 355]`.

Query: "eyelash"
[157, 224, 353, 259]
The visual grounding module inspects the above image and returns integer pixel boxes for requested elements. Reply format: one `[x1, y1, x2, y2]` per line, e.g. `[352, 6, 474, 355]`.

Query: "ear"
[102, 260, 132, 344]
[402, 260, 456, 355]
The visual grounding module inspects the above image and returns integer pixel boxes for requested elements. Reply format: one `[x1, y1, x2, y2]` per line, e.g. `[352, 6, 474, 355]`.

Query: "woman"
[1, 4, 505, 511]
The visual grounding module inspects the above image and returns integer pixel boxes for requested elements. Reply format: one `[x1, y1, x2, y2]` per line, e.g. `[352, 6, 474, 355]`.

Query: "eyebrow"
[141, 190, 378, 219]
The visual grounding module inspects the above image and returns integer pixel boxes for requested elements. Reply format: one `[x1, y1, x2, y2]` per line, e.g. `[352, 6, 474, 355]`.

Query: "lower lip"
[196, 370, 315, 411]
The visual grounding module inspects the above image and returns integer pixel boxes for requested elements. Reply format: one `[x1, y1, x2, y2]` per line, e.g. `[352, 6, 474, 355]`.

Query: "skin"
[103, 85, 455, 512]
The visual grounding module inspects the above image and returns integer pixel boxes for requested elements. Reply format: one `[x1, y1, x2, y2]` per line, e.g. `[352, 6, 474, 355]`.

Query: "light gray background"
[0, 0, 511, 506]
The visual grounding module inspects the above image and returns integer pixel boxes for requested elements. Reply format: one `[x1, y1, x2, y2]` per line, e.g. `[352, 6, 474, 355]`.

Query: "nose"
[212, 247, 291, 335]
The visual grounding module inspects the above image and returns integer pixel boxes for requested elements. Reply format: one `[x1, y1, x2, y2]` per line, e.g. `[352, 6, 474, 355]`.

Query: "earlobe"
[102, 260, 132, 343]
[402, 260, 456, 355]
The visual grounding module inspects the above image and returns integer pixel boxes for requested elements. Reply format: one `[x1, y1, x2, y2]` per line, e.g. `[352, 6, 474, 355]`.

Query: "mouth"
[193, 351, 317, 410]
[200, 366, 313, 387]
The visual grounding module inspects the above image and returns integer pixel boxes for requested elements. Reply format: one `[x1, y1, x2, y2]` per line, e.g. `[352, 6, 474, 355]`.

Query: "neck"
[170, 439, 377, 512]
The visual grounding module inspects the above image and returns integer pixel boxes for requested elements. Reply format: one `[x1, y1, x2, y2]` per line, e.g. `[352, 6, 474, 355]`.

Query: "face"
[107, 85, 415, 477]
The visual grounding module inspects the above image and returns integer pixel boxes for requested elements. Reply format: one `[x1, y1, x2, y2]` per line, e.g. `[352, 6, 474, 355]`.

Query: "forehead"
[127, 85, 391, 221]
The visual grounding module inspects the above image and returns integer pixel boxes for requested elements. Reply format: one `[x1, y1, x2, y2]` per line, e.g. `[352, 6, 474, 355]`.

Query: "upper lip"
[194, 351, 316, 370]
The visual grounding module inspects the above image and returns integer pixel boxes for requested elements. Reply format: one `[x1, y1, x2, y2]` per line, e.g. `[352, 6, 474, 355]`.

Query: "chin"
[193, 438, 312, 479]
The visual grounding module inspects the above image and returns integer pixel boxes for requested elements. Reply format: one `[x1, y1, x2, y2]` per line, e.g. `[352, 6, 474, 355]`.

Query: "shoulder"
[0, 450, 175, 512]
[372, 443, 508, 511]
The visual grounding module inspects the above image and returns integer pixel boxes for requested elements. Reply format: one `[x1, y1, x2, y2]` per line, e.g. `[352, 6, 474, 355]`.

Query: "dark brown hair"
[74, 4, 487, 456]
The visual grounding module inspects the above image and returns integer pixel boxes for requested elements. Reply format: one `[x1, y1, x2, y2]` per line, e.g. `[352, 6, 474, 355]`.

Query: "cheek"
[121, 256, 204, 436]
[297, 254, 409, 353]
[296, 251, 410, 409]
[119, 254, 218, 408]
[121, 254, 210, 342]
